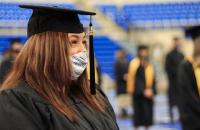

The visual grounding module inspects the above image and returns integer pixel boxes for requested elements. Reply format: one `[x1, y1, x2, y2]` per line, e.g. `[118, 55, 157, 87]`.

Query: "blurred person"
[2, 49, 10, 60]
[127, 45, 156, 130]
[0, 5, 119, 130]
[1, 39, 21, 59]
[1, 48, 12, 61]
[0, 39, 22, 61]
[9, 39, 22, 54]
[165, 37, 184, 123]
[114, 49, 129, 118]
[177, 26, 200, 130]
[0, 39, 23, 84]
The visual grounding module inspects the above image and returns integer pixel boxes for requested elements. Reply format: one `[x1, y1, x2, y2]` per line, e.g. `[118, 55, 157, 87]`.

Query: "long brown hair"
[1, 31, 106, 121]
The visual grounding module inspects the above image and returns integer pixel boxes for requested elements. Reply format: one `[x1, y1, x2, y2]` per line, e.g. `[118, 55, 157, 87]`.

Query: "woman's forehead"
[68, 33, 85, 38]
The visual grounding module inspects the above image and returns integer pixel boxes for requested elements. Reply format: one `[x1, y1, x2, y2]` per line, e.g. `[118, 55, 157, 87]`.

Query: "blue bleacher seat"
[97, 1, 200, 28]
[2, 2, 200, 28]
[0, 3, 101, 29]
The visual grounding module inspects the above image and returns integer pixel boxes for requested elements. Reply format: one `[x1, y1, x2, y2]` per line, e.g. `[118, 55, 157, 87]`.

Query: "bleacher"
[0, 3, 75, 20]
[0, 3, 100, 28]
[98, 1, 200, 29]
[94, 36, 122, 79]
[1, 2, 200, 29]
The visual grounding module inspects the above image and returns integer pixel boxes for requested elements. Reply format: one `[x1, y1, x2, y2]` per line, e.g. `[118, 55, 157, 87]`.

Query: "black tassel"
[89, 16, 96, 95]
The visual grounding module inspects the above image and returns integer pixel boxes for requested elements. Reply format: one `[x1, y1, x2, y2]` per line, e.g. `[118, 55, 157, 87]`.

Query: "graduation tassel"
[89, 16, 96, 95]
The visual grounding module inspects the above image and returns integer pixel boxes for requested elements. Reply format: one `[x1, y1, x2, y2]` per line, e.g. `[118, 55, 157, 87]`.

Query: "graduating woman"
[178, 26, 200, 130]
[0, 5, 119, 130]
[127, 45, 156, 130]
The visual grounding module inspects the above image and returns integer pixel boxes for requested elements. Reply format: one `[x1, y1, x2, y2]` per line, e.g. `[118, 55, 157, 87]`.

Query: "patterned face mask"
[71, 51, 88, 80]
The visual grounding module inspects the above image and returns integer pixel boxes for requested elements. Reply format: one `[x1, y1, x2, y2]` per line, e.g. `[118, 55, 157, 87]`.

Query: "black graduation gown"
[114, 59, 129, 95]
[0, 82, 119, 130]
[165, 49, 184, 106]
[133, 65, 154, 127]
[0, 57, 14, 84]
[177, 60, 200, 130]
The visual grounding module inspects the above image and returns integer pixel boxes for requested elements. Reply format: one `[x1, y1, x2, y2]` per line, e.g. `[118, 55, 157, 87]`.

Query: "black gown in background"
[0, 57, 14, 84]
[0, 82, 119, 130]
[178, 60, 200, 130]
[165, 49, 184, 109]
[133, 65, 154, 127]
[114, 59, 129, 95]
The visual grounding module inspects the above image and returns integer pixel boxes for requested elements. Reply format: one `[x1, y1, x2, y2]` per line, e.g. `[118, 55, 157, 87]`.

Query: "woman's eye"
[83, 40, 87, 44]
[71, 40, 77, 44]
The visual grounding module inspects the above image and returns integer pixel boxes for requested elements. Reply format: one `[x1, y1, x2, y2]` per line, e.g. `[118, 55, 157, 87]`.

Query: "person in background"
[114, 49, 129, 118]
[0, 49, 12, 62]
[127, 45, 156, 130]
[178, 26, 200, 130]
[0, 39, 23, 84]
[165, 37, 184, 123]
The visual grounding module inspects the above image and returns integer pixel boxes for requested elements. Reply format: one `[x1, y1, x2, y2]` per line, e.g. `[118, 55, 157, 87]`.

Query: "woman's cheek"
[69, 48, 78, 55]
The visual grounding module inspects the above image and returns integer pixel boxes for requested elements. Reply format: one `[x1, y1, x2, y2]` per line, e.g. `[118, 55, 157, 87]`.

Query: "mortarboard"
[137, 45, 148, 51]
[19, 4, 96, 95]
[185, 26, 200, 40]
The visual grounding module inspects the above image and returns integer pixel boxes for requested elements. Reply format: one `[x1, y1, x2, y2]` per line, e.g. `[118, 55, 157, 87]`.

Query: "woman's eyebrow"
[69, 35, 79, 39]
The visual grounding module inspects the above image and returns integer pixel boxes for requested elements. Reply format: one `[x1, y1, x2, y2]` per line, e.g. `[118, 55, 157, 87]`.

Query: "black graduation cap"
[19, 4, 96, 95]
[185, 26, 200, 40]
[137, 45, 148, 51]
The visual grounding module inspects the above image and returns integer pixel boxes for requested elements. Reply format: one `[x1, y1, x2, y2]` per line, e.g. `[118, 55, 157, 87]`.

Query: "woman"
[0, 5, 119, 130]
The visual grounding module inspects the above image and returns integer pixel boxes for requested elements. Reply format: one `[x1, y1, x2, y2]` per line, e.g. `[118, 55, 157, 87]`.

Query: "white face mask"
[71, 51, 88, 80]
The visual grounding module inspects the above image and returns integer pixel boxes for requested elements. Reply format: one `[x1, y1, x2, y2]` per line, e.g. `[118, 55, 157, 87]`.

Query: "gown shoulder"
[0, 82, 47, 130]
[0, 82, 119, 130]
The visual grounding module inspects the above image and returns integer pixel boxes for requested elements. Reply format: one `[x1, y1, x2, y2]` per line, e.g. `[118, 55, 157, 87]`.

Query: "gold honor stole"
[127, 58, 154, 94]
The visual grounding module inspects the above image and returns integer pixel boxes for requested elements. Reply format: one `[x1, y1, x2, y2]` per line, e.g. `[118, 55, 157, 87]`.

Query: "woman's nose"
[78, 42, 86, 52]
